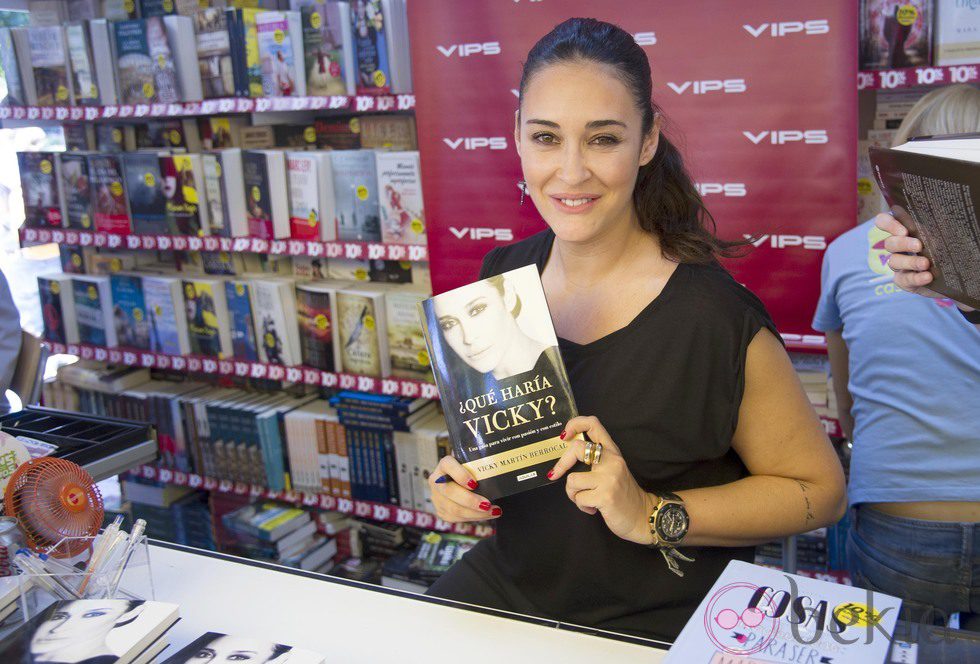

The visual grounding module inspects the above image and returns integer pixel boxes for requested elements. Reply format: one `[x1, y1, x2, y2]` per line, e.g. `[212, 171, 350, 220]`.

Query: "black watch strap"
[960, 308, 980, 324]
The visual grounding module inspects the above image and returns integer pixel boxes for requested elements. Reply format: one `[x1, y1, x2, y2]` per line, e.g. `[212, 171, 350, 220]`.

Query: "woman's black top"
[426, 229, 780, 641]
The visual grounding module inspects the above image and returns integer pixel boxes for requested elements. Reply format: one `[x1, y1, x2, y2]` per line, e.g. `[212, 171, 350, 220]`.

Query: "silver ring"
[584, 441, 596, 465]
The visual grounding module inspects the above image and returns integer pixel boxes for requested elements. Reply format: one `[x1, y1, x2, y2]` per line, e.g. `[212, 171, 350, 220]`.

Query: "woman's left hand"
[548, 416, 656, 546]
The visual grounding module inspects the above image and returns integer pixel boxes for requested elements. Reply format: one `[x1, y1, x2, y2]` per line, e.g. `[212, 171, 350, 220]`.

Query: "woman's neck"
[551, 210, 663, 288]
[492, 333, 547, 380]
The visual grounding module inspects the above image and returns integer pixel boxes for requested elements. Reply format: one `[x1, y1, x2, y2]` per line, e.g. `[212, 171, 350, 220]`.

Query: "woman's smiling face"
[434, 280, 516, 374]
[516, 60, 658, 244]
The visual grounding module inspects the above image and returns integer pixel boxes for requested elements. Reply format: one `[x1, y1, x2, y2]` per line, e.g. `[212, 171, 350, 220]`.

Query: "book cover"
[161, 632, 325, 664]
[935, 2, 980, 65]
[256, 11, 302, 97]
[135, 120, 188, 150]
[38, 275, 78, 344]
[72, 275, 117, 347]
[376, 151, 425, 245]
[331, 150, 381, 242]
[123, 151, 169, 235]
[140, 0, 177, 17]
[199, 117, 244, 150]
[110, 273, 151, 350]
[114, 18, 180, 104]
[28, 27, 71, 106]
[63, 123, 93, 152]
[249, 279, 302, 365]
[359, 115, 417, 150]
[664, 560, 900, 663]
[0, 28, 24, 106]
[65, 23, 100, 105]
[225, 280, 259, 361]
[242, 150, 273, 239]
[287, 152, 334, 241]
[350, 0, 390, 95]
[314, 116, 361, 150]
[336, 286, 384, 377]
[89, 154, 132, 234]
[386, 287, 431, 381]
[419, 264, 579, 500]
[142, 276, 189, 355]
[296, 282, 335, 371]
[195, 7, 236, 99]
[60, 153, 92, 231]
[0, 599, 179, 664]
[859, 0, 932, 69]
[241, 8, 266, 98]
[60, 245, 87, 274]
[222, 501, 310, 541]
[183, 278, 230, 357]
[162, 154, 206, 236]
[95, 125, 128, 153]
[19, 152, 63, 229]
[869, 139, 980, 310]
[301, 2, 346, 96]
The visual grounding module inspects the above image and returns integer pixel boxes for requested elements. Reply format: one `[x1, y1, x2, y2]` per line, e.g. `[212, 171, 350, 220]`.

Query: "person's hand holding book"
[429, 456, 503, 523]
[875, 212, 976, 312]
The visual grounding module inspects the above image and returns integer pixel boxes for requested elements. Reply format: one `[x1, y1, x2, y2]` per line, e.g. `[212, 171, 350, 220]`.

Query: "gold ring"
[584, 441, 595, 465]
[592, 443, 603, 466]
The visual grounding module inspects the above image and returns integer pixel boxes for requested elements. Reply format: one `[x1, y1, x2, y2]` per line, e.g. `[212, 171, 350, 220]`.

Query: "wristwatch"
[649, 491, 690, 546]
[959, 307, 980, 324]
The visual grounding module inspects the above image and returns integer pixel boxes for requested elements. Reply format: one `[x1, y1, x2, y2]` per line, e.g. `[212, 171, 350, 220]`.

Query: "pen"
[108, 519, 145, 598]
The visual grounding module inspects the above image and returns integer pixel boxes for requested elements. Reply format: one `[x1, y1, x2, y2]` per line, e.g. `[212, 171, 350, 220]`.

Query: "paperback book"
[18, 152, 63, 229]
[89, 154, 132, 234]
[869, 134, 980, 310]
[859, 0, 932, 69]
[331, 149, 381, 242]
[73, 275, 118, 347]
[225, 279, 260, 361]
[386, 286, 431, 381]
[162, 153, 209, 236]
[114, 17, 180, 104]
[418, 264, 579, 500]
[59, 153, 93, 231]
[123, 151, 169, 235]
[249, 278, 302, 365]
[194, 7, 237, 99]
[349, 0, 390, 95]
[162, 632, 326, 664]
[38, 274, 79, 344]
[242, 149, 289, 240]
[65, 22, 100, 104]
[183, 277, 232, 358]
[336, 283, 388, 377]
[142, 275, 191, 355]
[110, 273, 151, 350]
[287, 151, 335, 241]
[376, 150, 425, 245]
[296, 281, 340, 371]
[300, 2, 346, 96]
[256, 10, 305, 97]
[28, 26, 72, 106]
[0, 28, 24, 105]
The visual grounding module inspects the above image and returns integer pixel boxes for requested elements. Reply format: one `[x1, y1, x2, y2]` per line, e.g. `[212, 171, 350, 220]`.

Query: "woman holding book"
[424, 18, 847, 641]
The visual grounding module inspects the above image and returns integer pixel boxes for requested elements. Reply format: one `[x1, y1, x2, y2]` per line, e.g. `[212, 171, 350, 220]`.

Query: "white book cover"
[88, 19, 119, 106]
[141, 275, 190, 355]
[11, 28, 37, 105]
[65, 23, 100, 105]
[212, 149, 248, 237]
[72, 275, 117, 347]
[935, 3, 980, 66]
[392, 428, 417, 509]
[163, 15, 203, 102]
[335, 283, 389, 377]
[411, 410, 447, 513]
[376, 150, 425, 245]
[287, 151, 336, 242]
[255, 10, 305, 97]
[665, 559, 901, 663]
[249, 278, 302, 366]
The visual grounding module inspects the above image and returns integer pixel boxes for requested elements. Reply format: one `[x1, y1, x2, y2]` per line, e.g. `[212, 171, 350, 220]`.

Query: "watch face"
[656, 503, 689, 544]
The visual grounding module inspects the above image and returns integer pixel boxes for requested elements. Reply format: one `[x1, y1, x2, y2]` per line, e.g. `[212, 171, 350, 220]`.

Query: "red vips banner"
[406, 1, 857, 347]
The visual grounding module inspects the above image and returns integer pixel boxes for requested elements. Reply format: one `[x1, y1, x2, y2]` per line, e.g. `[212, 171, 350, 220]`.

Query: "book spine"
[338, 423, 351, 499]
[382, 431, 398, 506]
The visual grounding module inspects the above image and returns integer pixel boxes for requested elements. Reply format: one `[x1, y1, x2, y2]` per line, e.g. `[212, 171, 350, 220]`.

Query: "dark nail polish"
[434, 475, 448, 484]
[467, 479, 478, 490]
[479, 501, 491, 511]
[491, 507, 502, 517]
[559, 430, 566, 440]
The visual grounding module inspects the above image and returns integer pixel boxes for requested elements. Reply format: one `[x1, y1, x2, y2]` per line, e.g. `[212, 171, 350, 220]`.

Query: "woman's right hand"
[875, 212, 943, 299]
[428, 455, 502, 523]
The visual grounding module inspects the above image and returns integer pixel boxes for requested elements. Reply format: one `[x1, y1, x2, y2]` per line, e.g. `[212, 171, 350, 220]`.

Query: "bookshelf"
[858, 64, 980, 91]
[45, 340, 438, 399]
[20, 227, 428, 262]
[128, 464, 493, 538]
[0, 93, 416, 121]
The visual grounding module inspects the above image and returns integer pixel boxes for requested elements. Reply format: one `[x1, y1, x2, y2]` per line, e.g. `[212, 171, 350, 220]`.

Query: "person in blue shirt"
[814, 84, 980, 628]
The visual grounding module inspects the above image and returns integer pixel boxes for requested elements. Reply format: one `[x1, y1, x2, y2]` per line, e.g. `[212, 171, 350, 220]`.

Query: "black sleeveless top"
[426, 229, 780, 641]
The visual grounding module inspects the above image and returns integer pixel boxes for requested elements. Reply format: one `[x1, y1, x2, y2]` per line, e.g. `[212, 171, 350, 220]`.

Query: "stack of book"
[2, 0, 412, 108]
[220, 499, 338, 572]
[381, 531, 480, 593]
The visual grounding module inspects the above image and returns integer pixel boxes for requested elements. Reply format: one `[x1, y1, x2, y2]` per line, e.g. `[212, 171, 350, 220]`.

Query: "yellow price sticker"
[304, 126, 317, 143]
[235, 283, 245, 296]
[896, 5, 918, 26]
[364, 314, 375, 330]
[50, 281, 60, 295]
[857, 178, 873, 196]
[265, 332, 275, 348]
[162, 0, 173, 11]
[133, 307, 144, 322]
[39, 159, 52, 175]
[90, 83, 98, 98]
[185, 284, 195, 298]
[356, 185, 369, 201]
[71, 253, 83, 267]
[423, 532, 441, 545]
[214, 162, 222, 178]
[274, 29, 285, 44]
[310, 11, 322, 29]
[110, 258, 122, 272]
[56, 85, 68, 101]
[87, 285, 97, 300]
[410, 218, 424, 234]
[417, 349, 430, 366]
[373, 70, 386, 88]
[157, 54, 166, 69]
[110, 181, 123, 197]
[123, 0, 134, 13]
[834, 602, 884, 629]
[308, 211, 318, 227]
[399, 261, 411, 270]
[81, 214, 91, 228]
[349, 117, 361, 134]
[143, 82, 155, 99]
[354, 268, 369, 281]
[154, 305, 162, 316]
[144, 172, 156, 188]
[219, 251, 229, 261]
[252, 185, 261, 202]
[314, 313, 329, 330]
[169, 129, 182, 145]
[112, 128, 123, 144]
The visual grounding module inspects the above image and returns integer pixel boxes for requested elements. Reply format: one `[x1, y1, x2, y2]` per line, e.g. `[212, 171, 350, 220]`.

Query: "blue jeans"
[848, 505, 980, 629]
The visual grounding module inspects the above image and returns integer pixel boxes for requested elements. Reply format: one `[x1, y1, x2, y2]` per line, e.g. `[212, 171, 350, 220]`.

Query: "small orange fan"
[4, 457, 104, 558]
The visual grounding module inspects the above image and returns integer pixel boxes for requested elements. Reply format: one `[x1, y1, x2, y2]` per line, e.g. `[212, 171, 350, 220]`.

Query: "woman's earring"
[518, 180, 528, 206]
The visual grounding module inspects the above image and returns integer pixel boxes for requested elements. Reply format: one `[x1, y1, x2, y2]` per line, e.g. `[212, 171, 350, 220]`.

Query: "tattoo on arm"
[797, 480, 815, 527]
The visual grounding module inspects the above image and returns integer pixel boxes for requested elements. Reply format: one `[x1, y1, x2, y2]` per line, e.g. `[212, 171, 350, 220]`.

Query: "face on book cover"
[434, 278, 523, 376]
[31, 600, 142, 661]
[177, 634, 291, 664]
[516, 60, 658, 244]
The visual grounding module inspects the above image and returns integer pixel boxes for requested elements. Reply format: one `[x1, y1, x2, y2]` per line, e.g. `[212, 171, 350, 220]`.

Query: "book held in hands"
[418, 264, 579, 500]
[869, 133, 980, 310]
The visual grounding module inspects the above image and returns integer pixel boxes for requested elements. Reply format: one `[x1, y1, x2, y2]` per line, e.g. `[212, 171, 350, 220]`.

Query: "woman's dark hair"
[519, 18, 746, 263]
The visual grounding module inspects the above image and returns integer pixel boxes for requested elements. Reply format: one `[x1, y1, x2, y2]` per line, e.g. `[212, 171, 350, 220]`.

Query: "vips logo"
[746, 234, 827, 250]
[743, 130, 829, 145]
[743, 20, 830, 37]
[668, 79, 747, 95]
[633, 31, 657, 46]
[443, 137, 508, 151]
[436, 42, 501, 57]
[449, 227, 514, 242]
[696, 183, 747, 197]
